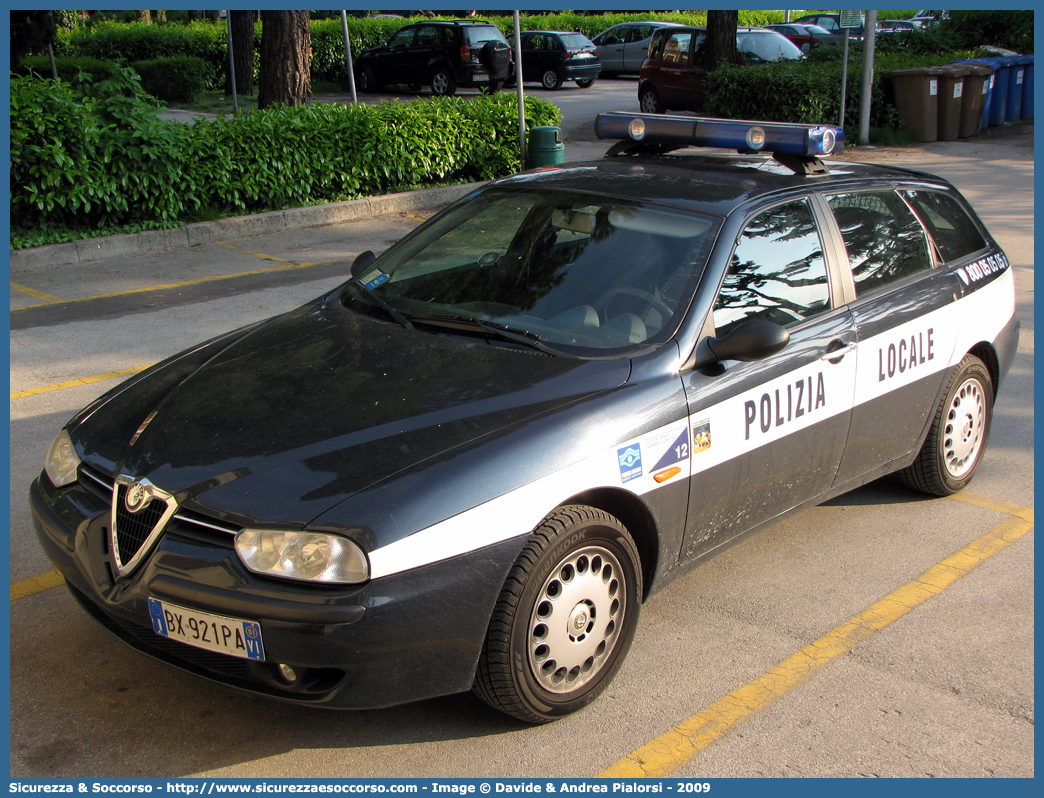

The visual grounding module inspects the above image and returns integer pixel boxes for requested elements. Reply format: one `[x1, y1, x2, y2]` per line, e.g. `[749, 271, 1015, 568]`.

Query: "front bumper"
[30, 474, 526, 709]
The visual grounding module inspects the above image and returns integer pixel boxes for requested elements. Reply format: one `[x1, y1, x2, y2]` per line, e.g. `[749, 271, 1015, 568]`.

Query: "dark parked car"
[33, 113, 1018, 724]
[590, 21, 684, 76]
[764, 22, 846, 52]
[793, 13, 867, 37]
[879, 19, 919, 33]
[354, 20, 513, 96]
[518, 30, 601, 90]
[638, 26, 803, 114]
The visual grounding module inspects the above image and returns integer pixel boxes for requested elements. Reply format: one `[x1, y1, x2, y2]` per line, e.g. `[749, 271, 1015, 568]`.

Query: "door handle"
[821, 341, 857, 362]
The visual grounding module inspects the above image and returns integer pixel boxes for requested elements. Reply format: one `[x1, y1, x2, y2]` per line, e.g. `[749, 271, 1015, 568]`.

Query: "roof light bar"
[595, 112, 844, 157]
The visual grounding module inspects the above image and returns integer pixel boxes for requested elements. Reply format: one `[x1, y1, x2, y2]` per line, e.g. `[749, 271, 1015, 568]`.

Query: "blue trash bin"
[1015, 55, 1033, 118]
[986, 57, 1012, 125]
[1004, 56, 1025, 122]
[956, 59, 999, 130]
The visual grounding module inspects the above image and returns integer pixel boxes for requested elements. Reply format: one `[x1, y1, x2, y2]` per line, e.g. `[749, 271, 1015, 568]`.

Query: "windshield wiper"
[406, 315, 574, 358]
[346, 282, 414, 331]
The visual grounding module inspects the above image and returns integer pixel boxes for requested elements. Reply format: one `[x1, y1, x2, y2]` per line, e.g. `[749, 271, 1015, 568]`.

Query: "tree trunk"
[137, 10, 151, 25]
[704, 10, 741, 71]
[154, 10, 166, 23]
[226, 10, 257, 96]
[10, 9, 55, 71]
[258, 10, 311, 109]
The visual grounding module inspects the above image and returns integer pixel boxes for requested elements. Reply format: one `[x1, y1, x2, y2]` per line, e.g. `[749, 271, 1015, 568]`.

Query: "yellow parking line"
[11, 281, 62, 303]
[600, 498, 1034, 778]
[216, 241, 294, 262]
[10, 364, 151, 400]
[10, 570, 64, 601]
[11, 258, 337, 312]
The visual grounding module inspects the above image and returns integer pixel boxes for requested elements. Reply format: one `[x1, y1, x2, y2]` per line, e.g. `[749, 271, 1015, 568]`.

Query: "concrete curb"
[10, 182, 481, 275]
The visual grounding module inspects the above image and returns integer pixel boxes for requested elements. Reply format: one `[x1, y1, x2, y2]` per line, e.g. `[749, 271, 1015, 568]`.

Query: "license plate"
[148, 598, 264, 661]
[473, 73, 490, 81]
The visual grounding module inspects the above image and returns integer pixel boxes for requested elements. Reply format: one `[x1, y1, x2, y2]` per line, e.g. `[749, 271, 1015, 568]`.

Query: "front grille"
[114, 484, 168, 565]
[67, 582, 250, 680]
[79, 463, 114, 497]
[112, 613, 252, 680]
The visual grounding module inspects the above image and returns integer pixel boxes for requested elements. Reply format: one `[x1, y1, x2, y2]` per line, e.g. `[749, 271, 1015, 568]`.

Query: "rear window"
[559, 34, 593, 49]
[736, 32, 802, 62]
[465, 26, 507, 45]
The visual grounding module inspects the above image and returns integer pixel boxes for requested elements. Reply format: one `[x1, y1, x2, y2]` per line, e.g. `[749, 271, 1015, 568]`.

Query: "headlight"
[235, 529, 369, 584]
[45, 429, 81, 488]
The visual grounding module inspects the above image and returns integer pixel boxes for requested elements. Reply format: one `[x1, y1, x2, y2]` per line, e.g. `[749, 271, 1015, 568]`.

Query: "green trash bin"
[529, 126, 564, 167]
[887, 66, 946, 142]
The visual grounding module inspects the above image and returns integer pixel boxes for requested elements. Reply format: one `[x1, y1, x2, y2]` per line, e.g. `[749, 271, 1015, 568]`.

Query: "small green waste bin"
[529, 126, 564, 167]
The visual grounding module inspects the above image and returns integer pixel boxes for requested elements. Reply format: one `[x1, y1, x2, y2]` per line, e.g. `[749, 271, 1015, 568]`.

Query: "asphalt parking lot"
[8, 116, 1033, 778]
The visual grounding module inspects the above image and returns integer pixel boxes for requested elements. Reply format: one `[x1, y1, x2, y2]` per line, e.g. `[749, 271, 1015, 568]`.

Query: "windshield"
[341, 189, 719, 357]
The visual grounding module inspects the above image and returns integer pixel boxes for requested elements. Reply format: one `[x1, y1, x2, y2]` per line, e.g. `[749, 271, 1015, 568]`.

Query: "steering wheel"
[599, 287, 674, 323]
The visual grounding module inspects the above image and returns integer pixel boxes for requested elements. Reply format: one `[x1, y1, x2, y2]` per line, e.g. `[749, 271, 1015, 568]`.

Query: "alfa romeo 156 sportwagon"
[32, 114, 1018, 724]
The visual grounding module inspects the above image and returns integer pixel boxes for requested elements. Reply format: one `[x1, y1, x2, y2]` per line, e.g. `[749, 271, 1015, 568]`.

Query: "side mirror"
[704, 318, 790, 364]
[350, 250, 376, 280]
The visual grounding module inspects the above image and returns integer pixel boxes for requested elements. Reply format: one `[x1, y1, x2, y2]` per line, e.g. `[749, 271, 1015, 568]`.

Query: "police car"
[31, 114, 1019, 724]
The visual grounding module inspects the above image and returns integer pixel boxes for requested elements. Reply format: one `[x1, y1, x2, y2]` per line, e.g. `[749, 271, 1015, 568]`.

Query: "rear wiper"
[346, 282, 414, 331]
[407, 315, 574, 358]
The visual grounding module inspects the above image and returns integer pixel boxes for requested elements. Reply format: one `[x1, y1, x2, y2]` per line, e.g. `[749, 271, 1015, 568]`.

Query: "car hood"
[71, 296, 630, 526]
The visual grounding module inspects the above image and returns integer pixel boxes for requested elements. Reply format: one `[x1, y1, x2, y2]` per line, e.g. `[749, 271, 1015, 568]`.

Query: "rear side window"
[903, 190, 987, 263]
[828, 191, 932, 296]
[415, 26, 439, 47]
[713, 200, 831, 336]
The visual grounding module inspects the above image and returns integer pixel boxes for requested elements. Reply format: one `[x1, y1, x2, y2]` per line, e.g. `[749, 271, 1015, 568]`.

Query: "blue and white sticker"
[651, 428, 691, 471]
[618, 444, 643, 483]
[361, 269, 390, 290]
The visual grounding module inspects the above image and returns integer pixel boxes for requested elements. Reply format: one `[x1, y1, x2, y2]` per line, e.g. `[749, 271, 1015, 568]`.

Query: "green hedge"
[58, 13, 798, 86]
[131, 56, 211, 103]
[10, 69, 561, 236]
[14, 55, 124, 84]
[62, 20, 228, 88]
[705, 45, 995, 135]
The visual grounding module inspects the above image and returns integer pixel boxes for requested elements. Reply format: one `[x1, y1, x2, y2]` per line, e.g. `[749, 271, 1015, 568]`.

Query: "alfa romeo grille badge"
[125, 482, 149, 512]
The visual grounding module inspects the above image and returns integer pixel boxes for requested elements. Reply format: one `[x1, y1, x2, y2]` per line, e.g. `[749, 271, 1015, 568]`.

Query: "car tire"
[473, 505, 642, 724]
[357, 65, 379, 94]
[575, 78, 595, 88]
[541, 69, 563, 90]
[430, 67, 457, 97]
[898, 353, 993, 496]
[639, 84, 664, 114]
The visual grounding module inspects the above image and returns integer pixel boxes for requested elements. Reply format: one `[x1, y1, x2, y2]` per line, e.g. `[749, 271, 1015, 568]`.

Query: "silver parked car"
[591, 21, 683, 76]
